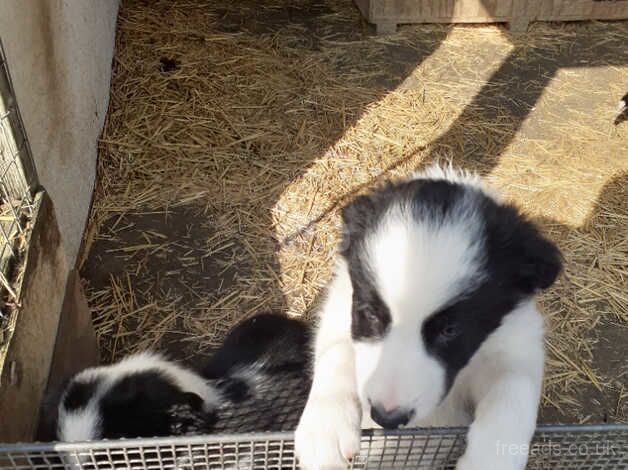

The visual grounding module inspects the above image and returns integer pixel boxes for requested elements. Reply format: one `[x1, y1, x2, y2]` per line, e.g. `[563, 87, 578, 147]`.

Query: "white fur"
[453, 301, 544, 470]
[295, 169, 545, 470]
[413, 162, 483, 188]
[294, 259, 362, 469]
[58, 403, 102, 443]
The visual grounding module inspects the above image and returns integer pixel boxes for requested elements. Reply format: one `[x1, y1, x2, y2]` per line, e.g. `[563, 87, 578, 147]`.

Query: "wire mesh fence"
[212, 371, 310, 434]
[0, 424, 626, 470]
[0, 39, 38, 346]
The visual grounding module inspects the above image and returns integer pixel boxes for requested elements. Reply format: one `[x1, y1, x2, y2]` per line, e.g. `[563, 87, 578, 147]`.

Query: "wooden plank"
[455, 0, 477, 18]
[358, 0, 628, 24]
[494, 0, 515, 17]
[376, 22, 398, 34]
[591, 0, 628, 18]
[523, 0, 543, 19]
[510, 0, 531, 30]
[554, 0, 588, 17]
[36, 269, 98, 441]
[0, 192, 68, 442]
[354, 0, 371, 18]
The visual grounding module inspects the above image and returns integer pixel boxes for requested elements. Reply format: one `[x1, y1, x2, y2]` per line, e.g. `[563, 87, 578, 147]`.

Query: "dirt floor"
[80, 0, 627, 425]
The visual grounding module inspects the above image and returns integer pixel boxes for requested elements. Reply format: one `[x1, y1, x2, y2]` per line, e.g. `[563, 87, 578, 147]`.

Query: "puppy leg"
[295, 261, 362, 470]
[456, 373, 541, 470]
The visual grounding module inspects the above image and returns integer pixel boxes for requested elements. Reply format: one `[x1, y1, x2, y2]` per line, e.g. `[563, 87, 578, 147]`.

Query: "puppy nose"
[370, 404, 414, 429]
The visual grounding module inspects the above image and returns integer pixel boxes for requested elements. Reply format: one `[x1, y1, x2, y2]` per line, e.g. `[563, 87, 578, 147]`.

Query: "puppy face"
[340, 169, 561, 429]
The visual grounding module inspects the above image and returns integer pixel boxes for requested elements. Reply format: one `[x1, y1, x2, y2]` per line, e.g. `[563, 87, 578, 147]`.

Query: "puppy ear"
[340, 194, 375, 254]
[514, 222, 563, 292]
[181, 392, 204, 410]
[489, 205, 563, 294]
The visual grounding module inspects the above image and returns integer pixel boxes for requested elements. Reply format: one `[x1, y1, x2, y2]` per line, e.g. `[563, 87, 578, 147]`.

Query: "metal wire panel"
[213, 371, 310, 434]
[0, 39, 38, 309]
[1, 425, 626, 470]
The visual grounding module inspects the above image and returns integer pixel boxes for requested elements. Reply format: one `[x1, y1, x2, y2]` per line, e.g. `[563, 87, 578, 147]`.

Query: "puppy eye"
[358, 307, 377, 322]
[438, 324, 459, 342]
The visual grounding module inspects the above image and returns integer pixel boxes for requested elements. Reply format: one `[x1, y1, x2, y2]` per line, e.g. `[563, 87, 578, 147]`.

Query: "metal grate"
[0, 425, 626, 470]
[0, 38, 38, 352]
[212, 371, 310, 434]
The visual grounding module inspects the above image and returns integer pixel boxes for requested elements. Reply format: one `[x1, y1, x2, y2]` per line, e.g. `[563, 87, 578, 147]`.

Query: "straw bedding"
[80, 0, 627, 423]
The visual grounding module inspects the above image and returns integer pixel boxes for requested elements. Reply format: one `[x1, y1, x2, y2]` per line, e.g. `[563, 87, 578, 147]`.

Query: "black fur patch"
[100, 371, 206, 439]
[168, 403, 218, 435]
[481, 199, 562, 295]
[202, 313, 310, 379]
[422, 281, 519, 389]
[349, 267, 391, 340]
[62, 377, 101, 411]
[215, 377, 252, 403]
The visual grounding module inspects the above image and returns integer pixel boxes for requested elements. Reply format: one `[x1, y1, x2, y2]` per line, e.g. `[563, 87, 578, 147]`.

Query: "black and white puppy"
[295, 165, 562, 470]
[54, 313, 310, 442]
[56, 351, 218, 441]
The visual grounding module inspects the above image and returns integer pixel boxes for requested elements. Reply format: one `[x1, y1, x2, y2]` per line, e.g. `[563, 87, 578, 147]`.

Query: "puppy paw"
[295, 393, 362, 470]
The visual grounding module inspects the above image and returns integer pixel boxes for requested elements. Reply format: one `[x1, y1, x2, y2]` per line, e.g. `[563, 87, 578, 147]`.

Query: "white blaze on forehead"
[364, 201, 485, 324]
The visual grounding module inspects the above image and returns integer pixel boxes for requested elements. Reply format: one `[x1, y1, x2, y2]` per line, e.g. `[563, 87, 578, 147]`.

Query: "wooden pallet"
[354, 0, 628, 34]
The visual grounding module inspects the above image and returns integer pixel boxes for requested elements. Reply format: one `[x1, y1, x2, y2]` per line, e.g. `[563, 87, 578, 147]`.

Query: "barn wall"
[0, 0, 119, 265]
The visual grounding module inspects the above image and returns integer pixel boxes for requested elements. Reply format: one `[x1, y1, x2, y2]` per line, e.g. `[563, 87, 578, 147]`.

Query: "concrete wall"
[0, 0, 119, 265]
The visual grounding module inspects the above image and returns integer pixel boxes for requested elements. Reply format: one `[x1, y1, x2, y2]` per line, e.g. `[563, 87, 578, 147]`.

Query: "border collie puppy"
[56, 351, 221, 441]
[55, 313, 310, 441]
[295, 165, 562, 470]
